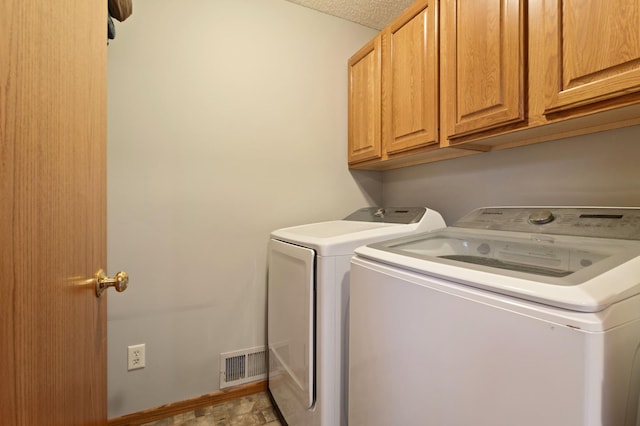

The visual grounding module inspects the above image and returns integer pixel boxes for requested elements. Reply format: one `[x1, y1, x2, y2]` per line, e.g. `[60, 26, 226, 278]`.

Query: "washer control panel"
[454, 207, 640, 240]
[344, 207, 426, 224]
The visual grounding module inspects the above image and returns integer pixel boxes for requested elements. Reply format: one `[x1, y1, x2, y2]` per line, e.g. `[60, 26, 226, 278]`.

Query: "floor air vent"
[220, 346, 267, 389]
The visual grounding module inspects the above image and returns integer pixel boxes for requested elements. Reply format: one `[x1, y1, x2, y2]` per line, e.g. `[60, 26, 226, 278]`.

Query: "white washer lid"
[356, 227, 640, 312]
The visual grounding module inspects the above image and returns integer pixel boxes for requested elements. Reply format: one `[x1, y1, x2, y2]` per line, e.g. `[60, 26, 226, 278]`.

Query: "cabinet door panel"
[383, 0, 438, 154]
[348, 37, 382, 164]
[442, 0, 524, 140]
[544, 0, 640, 114]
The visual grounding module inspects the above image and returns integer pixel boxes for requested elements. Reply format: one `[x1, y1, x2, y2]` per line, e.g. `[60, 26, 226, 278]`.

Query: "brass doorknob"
[95, 269, 129, 297]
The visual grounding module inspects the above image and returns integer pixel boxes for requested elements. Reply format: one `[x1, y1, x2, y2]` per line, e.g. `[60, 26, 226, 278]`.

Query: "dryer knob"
[529, 210, 555, 225]
[477, 243, 491, 255]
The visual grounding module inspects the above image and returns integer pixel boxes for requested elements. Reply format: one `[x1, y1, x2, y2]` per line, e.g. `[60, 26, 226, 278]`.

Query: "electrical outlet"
[127, 344, 146, 371]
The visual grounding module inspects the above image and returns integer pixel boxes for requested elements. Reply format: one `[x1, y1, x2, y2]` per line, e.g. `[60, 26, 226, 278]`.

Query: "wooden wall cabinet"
[348, 36, 382, 164]
[348, 0, 471, 169]
[440, 0, 525, 142]
[382, 0, 439, 156]
[444, 0, 640, 150]
[540, 0, 640, 115]
[348, 0, 640, 169]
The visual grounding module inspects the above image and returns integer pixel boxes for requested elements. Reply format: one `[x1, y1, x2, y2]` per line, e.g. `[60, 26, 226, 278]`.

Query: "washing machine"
[349, 207, 640, 426]
[267, 207, 446, 426]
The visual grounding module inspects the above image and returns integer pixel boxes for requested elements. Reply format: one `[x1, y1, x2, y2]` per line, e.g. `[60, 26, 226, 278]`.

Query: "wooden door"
[541, 0, 640, 115]
[1, 1, 108, 425]
[382, 0, 439, 155]
[441, 0, 525, 141]
[348, 36, 382, 164]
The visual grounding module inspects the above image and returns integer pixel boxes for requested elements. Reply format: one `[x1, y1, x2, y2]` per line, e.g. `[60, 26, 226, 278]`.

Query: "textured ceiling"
[285, 0, 413, 30]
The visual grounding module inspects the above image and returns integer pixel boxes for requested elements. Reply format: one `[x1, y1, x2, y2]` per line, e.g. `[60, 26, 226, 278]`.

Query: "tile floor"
[141, 392, 282, 426]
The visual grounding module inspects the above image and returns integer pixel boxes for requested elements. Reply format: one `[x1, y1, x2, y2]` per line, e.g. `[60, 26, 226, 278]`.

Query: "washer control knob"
[529, 210, 555, 225]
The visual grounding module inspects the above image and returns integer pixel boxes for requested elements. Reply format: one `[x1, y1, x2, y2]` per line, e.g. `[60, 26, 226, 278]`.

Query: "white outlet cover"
[127, 343, 146, 371]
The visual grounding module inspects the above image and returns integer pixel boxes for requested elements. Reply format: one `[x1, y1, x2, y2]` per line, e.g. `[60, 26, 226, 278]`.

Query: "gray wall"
[106, 0, 379, 418]
[382, 125, 640, 224]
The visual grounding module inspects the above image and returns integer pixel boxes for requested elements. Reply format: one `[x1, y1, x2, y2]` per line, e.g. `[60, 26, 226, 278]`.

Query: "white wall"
[106, 0, 379, 418]
[382, 125, 640, 224]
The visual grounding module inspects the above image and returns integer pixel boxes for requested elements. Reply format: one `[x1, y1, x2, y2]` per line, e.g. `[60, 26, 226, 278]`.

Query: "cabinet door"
[383, 0, 439, 155]
[348, 36, 382, 164]
[542, 0, 640, 115]
[441, 0, 525, 141]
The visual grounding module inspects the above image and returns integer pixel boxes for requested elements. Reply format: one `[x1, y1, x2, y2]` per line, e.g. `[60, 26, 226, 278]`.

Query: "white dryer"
[349, 207, 640, 426]
[267, 207, 445, 426]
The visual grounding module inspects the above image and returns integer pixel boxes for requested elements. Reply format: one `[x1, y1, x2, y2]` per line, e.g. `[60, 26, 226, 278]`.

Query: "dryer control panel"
[344, 207, 426, 224]
[454, 207, 640, 240]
